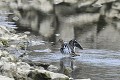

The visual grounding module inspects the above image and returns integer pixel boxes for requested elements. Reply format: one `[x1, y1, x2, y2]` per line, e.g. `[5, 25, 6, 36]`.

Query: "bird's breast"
[63, 45, 72, 54]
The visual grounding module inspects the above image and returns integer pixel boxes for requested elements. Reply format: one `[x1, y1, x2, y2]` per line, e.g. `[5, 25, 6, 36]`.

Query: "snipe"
[59, 39, 83, 57]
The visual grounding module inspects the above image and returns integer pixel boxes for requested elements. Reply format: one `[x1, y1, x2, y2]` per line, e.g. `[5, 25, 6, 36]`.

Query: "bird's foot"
[71, 53, 80, 57]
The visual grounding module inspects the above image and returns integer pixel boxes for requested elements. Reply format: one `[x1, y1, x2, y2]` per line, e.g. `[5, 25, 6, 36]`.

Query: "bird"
[59, 39, 83, 57]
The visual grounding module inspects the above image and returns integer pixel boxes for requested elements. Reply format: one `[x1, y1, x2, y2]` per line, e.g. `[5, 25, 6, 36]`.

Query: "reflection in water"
[59, 57, 75, 78]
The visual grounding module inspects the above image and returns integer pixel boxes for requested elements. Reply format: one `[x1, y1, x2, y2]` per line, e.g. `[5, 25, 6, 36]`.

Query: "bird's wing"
[68, 44, 75, 53]
[74, 41, 83, 50]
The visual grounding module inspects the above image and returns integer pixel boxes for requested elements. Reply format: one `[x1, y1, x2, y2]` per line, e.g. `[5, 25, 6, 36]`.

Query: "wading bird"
[59, 39, 83, 57]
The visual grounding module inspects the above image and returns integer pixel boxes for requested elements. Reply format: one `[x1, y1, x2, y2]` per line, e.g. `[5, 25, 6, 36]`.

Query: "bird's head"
[58, 39, 64, 44]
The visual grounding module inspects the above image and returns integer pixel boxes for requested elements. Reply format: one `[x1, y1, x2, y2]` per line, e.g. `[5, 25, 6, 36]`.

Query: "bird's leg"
[71, 52, 80, 57]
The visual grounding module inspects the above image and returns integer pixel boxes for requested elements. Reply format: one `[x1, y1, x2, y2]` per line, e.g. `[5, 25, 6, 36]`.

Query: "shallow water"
[28, 44, 120, 80]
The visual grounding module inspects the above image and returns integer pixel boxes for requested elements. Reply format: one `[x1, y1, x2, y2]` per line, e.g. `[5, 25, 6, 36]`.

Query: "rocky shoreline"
[0, 25, 91, 80]
[0, 50, 70, 80]
[0, 25, 70, 80]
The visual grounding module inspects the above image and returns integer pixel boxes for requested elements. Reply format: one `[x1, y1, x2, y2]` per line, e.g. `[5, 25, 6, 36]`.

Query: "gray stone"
[93, 0, 116, 7]
[48, 65, 59, 72]
[36, 69, 69, 80]
[75, 79, 91, 80]
[0, 62, 16, 78]
[112, 2, 120, 10]
[54, 0, 63, 4]
[77, 0, 96, 8]
[0, 75, 14, 80]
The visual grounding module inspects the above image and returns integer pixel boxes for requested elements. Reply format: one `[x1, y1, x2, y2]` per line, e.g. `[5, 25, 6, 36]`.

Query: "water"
[1, 1, 120, 79]
[28, 44, 120, 80]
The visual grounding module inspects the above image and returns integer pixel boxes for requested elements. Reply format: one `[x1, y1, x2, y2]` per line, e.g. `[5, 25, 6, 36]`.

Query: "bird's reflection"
[59, 57, 75, 77]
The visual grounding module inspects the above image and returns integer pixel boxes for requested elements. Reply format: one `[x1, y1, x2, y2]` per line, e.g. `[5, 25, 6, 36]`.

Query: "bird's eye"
[74, 40, 76, 41]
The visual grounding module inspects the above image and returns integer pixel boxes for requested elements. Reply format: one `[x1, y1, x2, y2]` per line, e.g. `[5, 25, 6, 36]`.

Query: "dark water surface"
[28, 44, 120, 80]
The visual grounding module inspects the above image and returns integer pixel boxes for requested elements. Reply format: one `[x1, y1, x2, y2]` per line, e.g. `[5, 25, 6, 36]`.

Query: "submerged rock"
[48, 65, 59, 72]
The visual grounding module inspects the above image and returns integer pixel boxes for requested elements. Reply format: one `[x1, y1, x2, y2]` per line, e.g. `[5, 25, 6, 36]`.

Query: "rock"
[0, 26, 14, 40]
[15, 62, 33, 80]
[15, 62, 69, 80]
[0, 50, 9, 57]
[28, 69, 69, 80]
[75, 79, 91, 80]
[77, 0, 96, 8]
[34, 66, 45, 70]
[0, 25, 27, 40]
[54, 0, 63, 4]
[0, 26, 10, 34]
[0, 39, 9, 47]
[1, 57, 10, 62]
[30, 0, 53, 13]
[16, 62, 31, 70]
[0, 49, 70, 80]
[61, 13, 100, 26]
[25, 61, 50, 69]
[10, 34, 27, 40]
[24, 31, 31, 35]
[93, 0, 116, 7]
[107, 9, 119, 18]
[16, 67, 31, 79]
[2, 50, 9, 56]
[0, 53, 16, 62]
[48, 65, 59, 72]
[54, 0, 78, 4]
[64, 0, 77, 4]
[0, 75, 14, 80]
[40, 70, 69, 80]
[8, 55, 17, 62]
[0, 62, 16, 78]
[0, 51, 17, 62]
[39, 0, 53, 13]
[10, 45, 17, 48]
[112, 2, 120, 10]
[0, 50, 4, 57]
